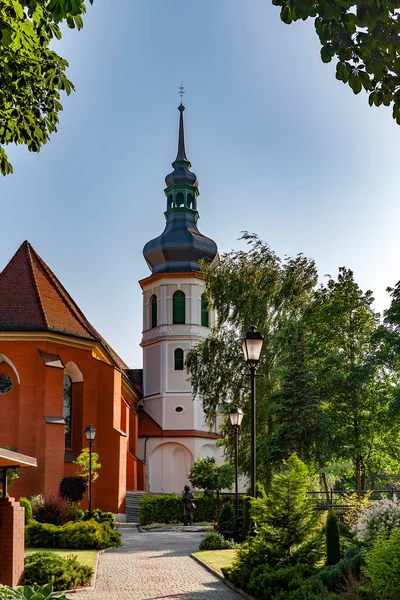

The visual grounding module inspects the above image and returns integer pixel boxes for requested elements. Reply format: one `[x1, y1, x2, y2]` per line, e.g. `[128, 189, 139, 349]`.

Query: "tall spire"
[175, 104, 189, 163]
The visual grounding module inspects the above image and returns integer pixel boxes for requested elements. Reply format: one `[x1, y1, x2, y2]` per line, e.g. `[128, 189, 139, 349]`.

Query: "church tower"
[138, 102, 221, 493]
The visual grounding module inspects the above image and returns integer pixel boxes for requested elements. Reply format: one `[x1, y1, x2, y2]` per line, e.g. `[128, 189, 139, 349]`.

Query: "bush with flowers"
[351, 496, 400, 544]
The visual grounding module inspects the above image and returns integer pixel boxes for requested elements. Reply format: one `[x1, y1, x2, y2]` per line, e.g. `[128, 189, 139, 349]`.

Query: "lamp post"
[229, 407, 244, 521]
[84, 424, 97, 518]
[242, 325, 264, 500]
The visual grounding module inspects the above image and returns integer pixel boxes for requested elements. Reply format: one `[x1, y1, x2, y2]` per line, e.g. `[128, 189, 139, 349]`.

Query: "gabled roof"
[0, 241, 128, 371]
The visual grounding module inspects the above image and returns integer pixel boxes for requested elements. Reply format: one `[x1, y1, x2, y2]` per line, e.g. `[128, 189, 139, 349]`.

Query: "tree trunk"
[321, 472, 330, 504]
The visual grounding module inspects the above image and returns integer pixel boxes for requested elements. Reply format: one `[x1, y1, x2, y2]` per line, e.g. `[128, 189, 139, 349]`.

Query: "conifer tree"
[326, 510, 341, 566]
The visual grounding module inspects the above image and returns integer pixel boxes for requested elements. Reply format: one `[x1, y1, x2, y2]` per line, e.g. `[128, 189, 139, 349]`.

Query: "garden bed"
[192, 549, 238, 573]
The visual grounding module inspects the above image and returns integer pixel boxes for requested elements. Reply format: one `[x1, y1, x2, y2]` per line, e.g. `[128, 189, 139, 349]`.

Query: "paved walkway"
[71, 528, 241, 600]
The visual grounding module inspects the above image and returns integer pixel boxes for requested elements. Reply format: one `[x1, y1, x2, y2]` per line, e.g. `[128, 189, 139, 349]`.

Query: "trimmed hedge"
[25, 519, 121, 550]
[139, 493, 218, 525]
[24, 551, 92, 591]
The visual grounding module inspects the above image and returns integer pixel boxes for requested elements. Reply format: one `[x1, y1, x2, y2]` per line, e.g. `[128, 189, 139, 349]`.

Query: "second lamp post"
[84, 424, 97, 519]
[229, 407, 244, 521]
[242, 325, 264, 499]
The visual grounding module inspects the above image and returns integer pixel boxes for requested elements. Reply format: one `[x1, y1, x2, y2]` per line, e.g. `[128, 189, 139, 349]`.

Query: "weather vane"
[179, 83, 185, 103]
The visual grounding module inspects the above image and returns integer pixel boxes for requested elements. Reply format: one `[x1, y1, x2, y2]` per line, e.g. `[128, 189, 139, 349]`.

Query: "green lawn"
[193, 549, 238, 573]
[25, 548, 97, 568]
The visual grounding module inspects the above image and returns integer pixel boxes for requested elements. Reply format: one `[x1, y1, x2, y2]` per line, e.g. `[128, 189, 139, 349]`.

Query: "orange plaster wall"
[0, 339, 141, 513]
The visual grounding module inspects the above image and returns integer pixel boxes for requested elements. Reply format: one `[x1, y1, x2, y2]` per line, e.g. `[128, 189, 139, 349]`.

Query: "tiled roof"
[0, 241, 128, 371]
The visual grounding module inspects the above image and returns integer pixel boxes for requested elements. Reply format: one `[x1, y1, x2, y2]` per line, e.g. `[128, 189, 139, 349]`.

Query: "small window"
[187, 193, 194, 208]
[175, 406, 184, 413]
[150, 295, 157, 328]
[0, 374, 12, 394]
[63, 374, 72, 448]
[168, 194, 173, 210]
[173, 290, 185, 324]
[176, 192, 184, 207]
[201, 294, 209, 327]
[174, 348, 184, 370]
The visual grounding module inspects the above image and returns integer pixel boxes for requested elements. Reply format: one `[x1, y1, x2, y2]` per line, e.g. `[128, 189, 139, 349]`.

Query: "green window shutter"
[173, 291, 185, 324]
[174, 348, 184, 370]
[150, 295, 157, 328]
[201, 294, 209, 327]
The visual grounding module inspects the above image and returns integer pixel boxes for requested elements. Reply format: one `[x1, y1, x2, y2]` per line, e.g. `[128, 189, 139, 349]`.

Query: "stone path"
[71, 528, 241, 600]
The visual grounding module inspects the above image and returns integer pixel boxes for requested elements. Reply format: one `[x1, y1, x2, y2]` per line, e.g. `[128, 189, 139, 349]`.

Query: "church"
[0, 102, 223, 514]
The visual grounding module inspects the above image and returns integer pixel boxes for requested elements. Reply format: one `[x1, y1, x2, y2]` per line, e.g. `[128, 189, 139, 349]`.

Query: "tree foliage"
[73, 447, 101, 481]
[188, 456, 235, 498]
[0, 0, 94, 175]
[59, 475, 87, 504]
[273, 0, 400, 124]
[187, 234, 400, 491]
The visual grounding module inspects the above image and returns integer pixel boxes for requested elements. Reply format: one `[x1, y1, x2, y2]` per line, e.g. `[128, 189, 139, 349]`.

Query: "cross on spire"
[179, 83, 185, 105]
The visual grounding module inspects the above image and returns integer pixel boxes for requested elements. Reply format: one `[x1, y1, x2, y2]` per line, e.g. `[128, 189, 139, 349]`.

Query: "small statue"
[182, 484, 196, 525]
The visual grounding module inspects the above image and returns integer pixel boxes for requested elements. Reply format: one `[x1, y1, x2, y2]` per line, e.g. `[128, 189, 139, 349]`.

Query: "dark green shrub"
[35, 492, 71, 526]
[241, 482, 266, 541]
[25, 521, 60, 548]
[363, 529, 400, 599]
[19, 497, 33, 524]
[139, 493, 214, 525]
[59, 476, 87, 504]
[218, 502, 234, 532]
[326, 510, 341, 565]
[283, 576, 337, 600]
[248, 563, 316, 600]
[198, 532, 237, 550]
[58, 520, 121, 549]
[319, 545, 364, 592]
[24, 551, 92, 591]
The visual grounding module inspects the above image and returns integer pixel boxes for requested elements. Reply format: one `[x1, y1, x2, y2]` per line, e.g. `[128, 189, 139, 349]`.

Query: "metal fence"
[307, 488, 400, 511]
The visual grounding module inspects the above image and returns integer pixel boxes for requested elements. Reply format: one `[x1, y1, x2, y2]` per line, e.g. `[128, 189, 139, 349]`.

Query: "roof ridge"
[25, 242, 49, 329]
[29, 245, 98, 340]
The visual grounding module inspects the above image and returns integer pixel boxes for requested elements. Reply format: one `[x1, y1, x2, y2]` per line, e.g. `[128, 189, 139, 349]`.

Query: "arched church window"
[167, 194, 173, 210]
[150, 295, 157, 328]
[201, 294, 209, 327]
[63, 374, 72, 449]
[174, 348, 184, 370]
[176, 192, 184, 207]
[187, 193, 194, 208]
[173, 291, 185, 324]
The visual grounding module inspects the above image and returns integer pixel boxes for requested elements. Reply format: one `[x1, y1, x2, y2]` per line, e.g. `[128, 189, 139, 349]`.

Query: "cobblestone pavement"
[71, 528, 241, 600]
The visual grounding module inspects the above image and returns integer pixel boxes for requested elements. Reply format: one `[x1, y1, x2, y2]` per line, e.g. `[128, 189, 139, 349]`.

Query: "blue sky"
[2, 0, 400, 368]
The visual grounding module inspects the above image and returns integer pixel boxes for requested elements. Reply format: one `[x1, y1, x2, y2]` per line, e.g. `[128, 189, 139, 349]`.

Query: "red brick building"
[0, 241, 145, 514]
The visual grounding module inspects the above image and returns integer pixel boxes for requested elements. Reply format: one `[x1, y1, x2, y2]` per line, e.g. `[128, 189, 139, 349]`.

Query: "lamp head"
[242, 325, 264, 365]
[84, 424, 97, 442]
[229, 407, 244, 428]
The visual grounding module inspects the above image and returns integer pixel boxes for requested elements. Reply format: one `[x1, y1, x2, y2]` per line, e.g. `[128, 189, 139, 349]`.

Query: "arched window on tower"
[150, 294, 157, 328]
[176, 192, 184, 207]
[174, 348, 184, 370]
[201, 294, 209, 327]
[187, 193, 194, 208]
[173, 291, 185, 324]
[63, 374, 72, 448]
[167, 194, 173, 210]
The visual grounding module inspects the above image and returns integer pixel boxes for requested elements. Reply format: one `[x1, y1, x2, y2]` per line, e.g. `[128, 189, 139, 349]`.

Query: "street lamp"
[84, 424, 96, 518]
[229, 407, 244, 521]
[242, 325, 264, 499]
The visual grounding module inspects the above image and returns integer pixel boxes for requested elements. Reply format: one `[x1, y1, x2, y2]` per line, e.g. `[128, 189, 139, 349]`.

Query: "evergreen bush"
[319, 545, 364, 592]
[241, 482, 266, 541]
[217, 502, 234, 532]
[24, 551, 92, 591]
[25, 519, 121, 550]
[363, 529, 400, 599]
[326, 510, 341, 565]
[198, 532, 237, 550]
[19, 497, 33, 524]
